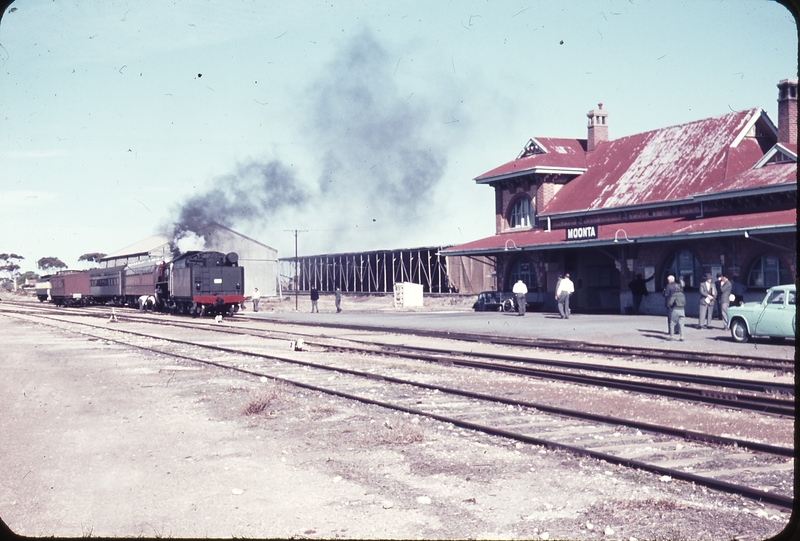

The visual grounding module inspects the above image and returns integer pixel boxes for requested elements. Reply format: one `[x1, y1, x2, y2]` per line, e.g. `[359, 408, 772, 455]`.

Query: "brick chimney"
[777, 79, 797, 145]
[586, 102, 608, 152]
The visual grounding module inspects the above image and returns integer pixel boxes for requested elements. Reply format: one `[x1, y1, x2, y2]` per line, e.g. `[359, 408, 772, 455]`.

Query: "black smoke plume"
[170, 29, 447, 255]
[170, 159, 307, 253]
[307, 29, 447, 249]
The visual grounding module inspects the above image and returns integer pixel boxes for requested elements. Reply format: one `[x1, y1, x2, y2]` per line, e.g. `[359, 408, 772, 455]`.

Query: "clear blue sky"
[0, 0, 796, 273]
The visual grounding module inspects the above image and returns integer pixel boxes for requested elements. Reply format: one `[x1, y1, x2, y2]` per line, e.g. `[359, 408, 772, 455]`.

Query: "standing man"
[252, 287, 260, 313]
[512, 279, 528, 316]
[698, 274, 716, 329]
[663, 275, 679, 333]
[667, 282, 687, 341]
[334, 287, 342, 313]
[627, 273, 654, 314]
[556, 273, 574, 319]
[716, 274, 732, 329]
[310, 286, 319, 313]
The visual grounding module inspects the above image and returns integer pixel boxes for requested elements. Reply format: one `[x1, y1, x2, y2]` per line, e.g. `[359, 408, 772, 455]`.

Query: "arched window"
[509, 197, 533, 228]
[508, 259, 537, 291]
[662, 250, 702, 288]
[747, 254, 790, 288]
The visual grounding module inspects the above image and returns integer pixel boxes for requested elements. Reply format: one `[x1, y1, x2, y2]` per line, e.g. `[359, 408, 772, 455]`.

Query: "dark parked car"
[473, 291, 517, 311]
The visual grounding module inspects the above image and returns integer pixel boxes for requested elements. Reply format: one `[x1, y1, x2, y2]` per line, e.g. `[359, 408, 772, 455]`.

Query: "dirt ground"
[0, 299, 794, 540]
[252, 291, 477, 313]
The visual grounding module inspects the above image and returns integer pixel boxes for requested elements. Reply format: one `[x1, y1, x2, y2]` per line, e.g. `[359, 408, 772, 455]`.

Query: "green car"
[727, 284, 796, 342]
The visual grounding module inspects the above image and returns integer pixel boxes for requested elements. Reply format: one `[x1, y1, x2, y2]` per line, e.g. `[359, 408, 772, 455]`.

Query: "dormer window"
[509, 197, 534, 228]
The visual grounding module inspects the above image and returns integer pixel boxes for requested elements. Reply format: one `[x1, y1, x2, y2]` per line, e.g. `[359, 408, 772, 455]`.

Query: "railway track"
[8, 300, 793, 370]
[4, 303, 794, 416]
[2, 307, 794, 509]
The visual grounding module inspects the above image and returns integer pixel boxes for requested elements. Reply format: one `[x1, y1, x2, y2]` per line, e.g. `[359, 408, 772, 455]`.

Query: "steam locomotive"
[37, 251, 244, 317]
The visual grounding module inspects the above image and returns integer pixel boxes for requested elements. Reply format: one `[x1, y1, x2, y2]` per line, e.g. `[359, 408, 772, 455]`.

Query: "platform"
[247, 307, 796, 362]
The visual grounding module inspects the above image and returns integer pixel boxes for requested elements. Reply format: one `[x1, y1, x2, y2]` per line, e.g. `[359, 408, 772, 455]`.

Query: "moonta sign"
[565, 226, 598, 241]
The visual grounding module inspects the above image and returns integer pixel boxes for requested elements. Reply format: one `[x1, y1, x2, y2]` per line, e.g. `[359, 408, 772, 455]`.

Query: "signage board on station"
[565, 226, 598, 241]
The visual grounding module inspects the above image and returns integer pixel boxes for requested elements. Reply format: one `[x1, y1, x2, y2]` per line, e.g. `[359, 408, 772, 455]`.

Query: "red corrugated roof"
[475, 109, 790, 213]
[543, 109, 770, 213]
[709, 162, 796, 193]
[476, 138, 588, 180]
[442, 209, 796, 255]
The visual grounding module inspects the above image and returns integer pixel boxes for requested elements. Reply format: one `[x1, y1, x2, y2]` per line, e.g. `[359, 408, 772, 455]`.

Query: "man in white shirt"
[555, 273, 574, 319]
[252, 287, 261, 312]
[512, 279, 528, 316]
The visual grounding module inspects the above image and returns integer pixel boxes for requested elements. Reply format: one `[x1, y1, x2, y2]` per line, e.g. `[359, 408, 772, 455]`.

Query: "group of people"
[663, 273, 733, 340]
[250, 286, 342, 313]
[310, 287, 343, 313]
[511, 273, 574, 318]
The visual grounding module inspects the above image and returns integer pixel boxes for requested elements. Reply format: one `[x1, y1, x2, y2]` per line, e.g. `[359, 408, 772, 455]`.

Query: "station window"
[747, 254, 790, 288]
[509, 197, 534, 229]
[508, 259, 537, 291]
[587, 265, 619, 288]
[662, 250, 701, 288]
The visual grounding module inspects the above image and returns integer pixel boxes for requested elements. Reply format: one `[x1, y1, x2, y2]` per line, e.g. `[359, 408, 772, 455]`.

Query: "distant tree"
[37, 257, 67, 272]
[0, 253, 25, 291]
[78, 252, 107, 263]
[16, 270, 39, 288]
[0, 253, 25, 261]
[0, 253, 23, 274]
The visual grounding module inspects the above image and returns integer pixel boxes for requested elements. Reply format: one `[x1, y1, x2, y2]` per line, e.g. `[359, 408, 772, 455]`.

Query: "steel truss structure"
[279, 247, 452, 293]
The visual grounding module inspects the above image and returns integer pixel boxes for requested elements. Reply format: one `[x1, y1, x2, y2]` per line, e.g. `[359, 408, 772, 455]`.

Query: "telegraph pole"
[285, 229, 307, 311]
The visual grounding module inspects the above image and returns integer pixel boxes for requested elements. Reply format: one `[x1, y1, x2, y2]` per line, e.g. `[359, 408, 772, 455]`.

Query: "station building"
[442, 79, 797, 315]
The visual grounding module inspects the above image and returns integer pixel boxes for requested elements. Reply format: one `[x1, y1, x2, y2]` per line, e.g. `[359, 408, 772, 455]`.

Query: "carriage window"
[789, 291, 796, 305]
[509, 197, 533, 228]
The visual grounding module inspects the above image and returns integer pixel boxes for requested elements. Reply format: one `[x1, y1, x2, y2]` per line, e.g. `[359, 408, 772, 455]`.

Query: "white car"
[727, 284, 796, 342]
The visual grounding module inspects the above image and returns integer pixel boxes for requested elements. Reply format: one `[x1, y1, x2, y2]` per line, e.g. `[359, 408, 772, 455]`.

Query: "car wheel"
[730, 319, 749, 343]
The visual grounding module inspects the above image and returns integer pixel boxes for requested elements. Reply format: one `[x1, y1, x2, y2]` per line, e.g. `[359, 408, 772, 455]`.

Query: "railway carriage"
[88, 266, 126, 305]
[165, 251, 244, 316]
[123, 259, 167, 307]
[49, 271, 91, 306]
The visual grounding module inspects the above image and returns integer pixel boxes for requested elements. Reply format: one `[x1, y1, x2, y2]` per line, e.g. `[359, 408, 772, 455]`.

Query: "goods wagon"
[49, 271, 91, 306]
